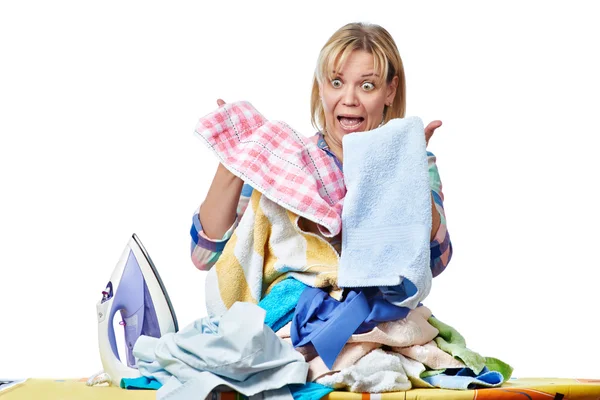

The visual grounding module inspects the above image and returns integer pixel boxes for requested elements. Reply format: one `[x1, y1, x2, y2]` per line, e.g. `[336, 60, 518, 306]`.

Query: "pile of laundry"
[265, 280, 512, 391]
[123, 283, 512, 399]
[118, 101, 512, 399]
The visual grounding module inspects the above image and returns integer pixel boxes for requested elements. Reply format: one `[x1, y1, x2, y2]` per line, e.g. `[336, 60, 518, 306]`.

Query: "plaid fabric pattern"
[191, 104, 452, 277]
[195, 101, 346, 237]
[427, 152, 453, 277]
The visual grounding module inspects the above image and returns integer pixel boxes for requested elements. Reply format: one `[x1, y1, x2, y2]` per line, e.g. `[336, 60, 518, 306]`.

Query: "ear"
[386, 76, 399, 105]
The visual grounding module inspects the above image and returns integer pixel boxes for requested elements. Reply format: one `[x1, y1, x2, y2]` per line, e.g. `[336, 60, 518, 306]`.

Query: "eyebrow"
[335, 72, 381, 78]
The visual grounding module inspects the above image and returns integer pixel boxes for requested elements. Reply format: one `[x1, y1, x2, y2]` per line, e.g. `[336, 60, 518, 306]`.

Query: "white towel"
[339, 117, 432, 309]
[316, 348, 412, 392]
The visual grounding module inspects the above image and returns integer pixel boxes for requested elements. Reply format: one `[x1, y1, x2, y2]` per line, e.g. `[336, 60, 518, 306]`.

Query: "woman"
[191, 22, 452, 281]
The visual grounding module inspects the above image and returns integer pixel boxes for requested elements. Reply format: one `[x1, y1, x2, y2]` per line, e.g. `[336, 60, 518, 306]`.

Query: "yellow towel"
[204, 190, 340, 316]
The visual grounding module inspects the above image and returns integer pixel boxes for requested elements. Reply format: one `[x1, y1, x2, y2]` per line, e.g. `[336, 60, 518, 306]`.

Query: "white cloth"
[316, 348, 412, 392]
[316, 349, 434, 392]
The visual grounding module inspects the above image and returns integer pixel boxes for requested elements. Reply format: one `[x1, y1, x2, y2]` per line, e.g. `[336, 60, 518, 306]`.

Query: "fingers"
[217, 99, 226, 107]
[424, 120, 442, 145]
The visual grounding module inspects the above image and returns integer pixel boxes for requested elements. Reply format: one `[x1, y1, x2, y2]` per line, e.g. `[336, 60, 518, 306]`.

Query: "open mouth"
[337, 115, 365, 131]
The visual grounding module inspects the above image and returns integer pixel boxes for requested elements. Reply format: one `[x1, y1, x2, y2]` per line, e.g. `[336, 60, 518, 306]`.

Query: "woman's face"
[320, 50, 398, 161]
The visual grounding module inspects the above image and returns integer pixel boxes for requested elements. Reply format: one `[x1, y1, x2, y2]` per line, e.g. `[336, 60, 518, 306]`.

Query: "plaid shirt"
[191, 132, 452, 278]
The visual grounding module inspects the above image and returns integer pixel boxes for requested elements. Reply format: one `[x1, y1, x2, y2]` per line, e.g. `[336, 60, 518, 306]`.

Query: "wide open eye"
[331, 79, 342, 88]
[362, 82, 375, 91]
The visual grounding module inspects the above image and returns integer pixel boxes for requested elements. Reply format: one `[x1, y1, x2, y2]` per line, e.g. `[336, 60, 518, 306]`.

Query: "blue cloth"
[133, 302, 308, 400]
[291, 287, 409, 369]
[292, 288, 369, 370]
[339, 118, 433, 309]
[357, 288, 411, 334]
[120, 377, 334, 399]
[120, 376, 162, 390]
[422, 366, 504, 389]
[288, 382, 334, 400]
[258, 278, 308, 332]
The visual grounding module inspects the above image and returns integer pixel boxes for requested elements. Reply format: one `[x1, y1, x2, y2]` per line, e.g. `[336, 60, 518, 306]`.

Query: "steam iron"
[94, 233, 178, 386]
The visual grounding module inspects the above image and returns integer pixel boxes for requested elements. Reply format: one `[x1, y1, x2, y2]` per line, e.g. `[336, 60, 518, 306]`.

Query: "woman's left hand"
[425, 120, 442, 147]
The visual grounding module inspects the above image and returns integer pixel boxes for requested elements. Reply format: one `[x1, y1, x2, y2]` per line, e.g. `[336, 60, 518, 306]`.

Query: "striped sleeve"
[427, 151, 453, 278]
[190, 183, 254, 271]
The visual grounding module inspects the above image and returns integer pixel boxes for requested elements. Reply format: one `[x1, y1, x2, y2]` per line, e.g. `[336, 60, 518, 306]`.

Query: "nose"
[341, 86, 359, 107]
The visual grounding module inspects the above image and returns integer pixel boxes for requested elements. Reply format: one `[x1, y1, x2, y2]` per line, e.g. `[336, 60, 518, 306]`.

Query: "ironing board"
[2, 378, 600, 399]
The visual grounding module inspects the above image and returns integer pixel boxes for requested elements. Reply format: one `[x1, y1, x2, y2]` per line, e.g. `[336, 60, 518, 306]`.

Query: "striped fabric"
[203, 189, 341, 317]
[426, 152, 453, 278]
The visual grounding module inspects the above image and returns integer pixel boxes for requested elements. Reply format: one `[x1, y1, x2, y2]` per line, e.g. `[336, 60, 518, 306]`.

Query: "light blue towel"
[339, 117, 432, 309]
[422, 367, 504, 389]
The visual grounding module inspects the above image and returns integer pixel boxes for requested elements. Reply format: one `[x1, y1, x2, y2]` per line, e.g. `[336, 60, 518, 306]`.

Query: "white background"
[1, 0, 599, 381]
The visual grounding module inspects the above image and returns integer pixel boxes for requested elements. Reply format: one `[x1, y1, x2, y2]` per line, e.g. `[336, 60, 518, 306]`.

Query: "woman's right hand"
[198, 97, 245, 239]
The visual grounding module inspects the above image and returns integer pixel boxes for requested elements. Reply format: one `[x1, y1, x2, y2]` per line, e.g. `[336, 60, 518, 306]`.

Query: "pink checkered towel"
[194, 101, 346, 237]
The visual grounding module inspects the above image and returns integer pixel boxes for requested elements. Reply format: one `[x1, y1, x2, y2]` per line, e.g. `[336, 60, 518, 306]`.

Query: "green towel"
[485, 356, 514, 383]
[419, 357, 513, 382]
[428, 316, 487, 374]
[427, 317, 513, 381]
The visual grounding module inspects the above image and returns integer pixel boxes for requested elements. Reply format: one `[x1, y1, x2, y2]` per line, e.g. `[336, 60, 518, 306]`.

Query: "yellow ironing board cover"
[2, 377, 600, 400]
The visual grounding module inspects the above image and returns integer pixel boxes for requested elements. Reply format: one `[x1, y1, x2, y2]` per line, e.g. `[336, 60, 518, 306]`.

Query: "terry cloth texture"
[340, 117, 432, 309]
[202, 189, 341, 317]
[258, 278, 309, 332]
[428, 316, 487, 374]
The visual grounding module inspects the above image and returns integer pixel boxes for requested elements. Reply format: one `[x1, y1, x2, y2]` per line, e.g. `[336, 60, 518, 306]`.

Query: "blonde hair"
[310, 22, 406, 132]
